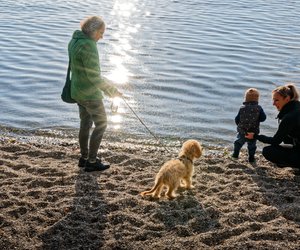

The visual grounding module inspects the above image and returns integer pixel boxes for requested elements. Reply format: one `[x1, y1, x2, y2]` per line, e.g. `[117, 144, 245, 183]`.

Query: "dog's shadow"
[148, 192, 220, 236]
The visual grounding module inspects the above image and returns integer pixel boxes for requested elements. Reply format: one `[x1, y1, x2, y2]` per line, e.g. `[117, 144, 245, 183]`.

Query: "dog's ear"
[192, 142, 202, 158]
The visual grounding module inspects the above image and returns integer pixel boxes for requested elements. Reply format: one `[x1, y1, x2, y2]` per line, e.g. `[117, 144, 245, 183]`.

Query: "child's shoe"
[231, 153, 239, 160]
[248, 156, 255, 163]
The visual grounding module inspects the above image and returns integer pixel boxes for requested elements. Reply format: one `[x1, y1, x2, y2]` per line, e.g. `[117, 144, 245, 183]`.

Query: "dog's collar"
[178, 155, 193, 164]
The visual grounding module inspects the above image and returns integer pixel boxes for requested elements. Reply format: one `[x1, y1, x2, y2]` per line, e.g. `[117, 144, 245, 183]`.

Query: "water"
[0, 0, 300, 146]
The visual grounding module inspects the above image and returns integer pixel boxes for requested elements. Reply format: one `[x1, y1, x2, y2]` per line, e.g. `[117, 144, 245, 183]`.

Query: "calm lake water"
[0, 0, 300, 146]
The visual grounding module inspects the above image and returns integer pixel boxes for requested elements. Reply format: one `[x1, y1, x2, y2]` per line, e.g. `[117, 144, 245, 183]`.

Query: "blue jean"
[77, 100, 107, 162]
[233, 133, 257, 158]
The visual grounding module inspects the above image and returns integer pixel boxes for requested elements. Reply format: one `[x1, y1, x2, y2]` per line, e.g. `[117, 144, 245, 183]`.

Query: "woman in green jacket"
[69, 16, 122, 172]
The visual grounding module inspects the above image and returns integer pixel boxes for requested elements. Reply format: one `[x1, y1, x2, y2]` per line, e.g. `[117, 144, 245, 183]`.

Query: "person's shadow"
[230, 159, 300, 226]
[41, 170, 108, 249]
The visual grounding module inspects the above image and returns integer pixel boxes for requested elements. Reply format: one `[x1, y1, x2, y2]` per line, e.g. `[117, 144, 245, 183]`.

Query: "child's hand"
[245, 132, 254, 139]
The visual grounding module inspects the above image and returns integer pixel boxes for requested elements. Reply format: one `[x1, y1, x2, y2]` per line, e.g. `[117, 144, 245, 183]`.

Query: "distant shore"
[1, 132, 300, 249]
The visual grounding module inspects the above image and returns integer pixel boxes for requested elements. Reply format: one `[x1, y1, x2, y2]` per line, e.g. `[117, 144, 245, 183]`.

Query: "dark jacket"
[235, 101, 266, 135]
[68, 30, 118, 101]
[255, 101, 300, 148]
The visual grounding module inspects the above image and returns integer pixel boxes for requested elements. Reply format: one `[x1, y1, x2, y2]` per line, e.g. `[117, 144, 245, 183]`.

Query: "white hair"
[80, 16, 105, 38]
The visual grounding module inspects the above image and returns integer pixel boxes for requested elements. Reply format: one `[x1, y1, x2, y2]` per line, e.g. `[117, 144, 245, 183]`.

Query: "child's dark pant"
[233, 133, 257, 158]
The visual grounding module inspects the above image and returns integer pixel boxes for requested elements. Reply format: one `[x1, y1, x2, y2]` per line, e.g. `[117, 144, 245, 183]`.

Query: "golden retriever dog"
[140, 139, 202, 199]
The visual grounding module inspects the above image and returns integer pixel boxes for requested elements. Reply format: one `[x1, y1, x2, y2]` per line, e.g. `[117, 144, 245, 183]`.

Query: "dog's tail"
[140, 180, 161, 197]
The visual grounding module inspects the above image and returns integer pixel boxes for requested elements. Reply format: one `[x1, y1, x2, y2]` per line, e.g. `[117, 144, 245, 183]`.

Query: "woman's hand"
[245, 132, 255, 139]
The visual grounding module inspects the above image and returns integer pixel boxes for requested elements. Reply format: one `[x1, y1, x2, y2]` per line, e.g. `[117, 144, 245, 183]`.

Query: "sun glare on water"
[106, 55, 129, 84]
[110, 97, 123, 130]
[107, 0, 141, 130]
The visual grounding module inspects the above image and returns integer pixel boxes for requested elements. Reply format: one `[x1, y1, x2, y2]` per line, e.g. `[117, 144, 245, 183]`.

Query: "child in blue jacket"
[232, 88, 266, 162]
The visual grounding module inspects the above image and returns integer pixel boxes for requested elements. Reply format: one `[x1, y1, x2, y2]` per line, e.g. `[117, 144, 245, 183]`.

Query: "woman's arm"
[81, 42, 120, 97]
[247, 117, 292, 144]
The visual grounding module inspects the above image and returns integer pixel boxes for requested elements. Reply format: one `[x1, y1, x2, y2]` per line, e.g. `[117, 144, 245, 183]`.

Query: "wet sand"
[1, 135, 300, 249]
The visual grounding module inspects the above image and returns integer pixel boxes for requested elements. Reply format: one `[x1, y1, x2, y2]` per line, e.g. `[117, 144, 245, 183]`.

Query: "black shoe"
[248, 156, 255, 163]
[276, 163, 289, 168]
[231, 153, 239, 160]
[78, 157, 87, 168]
[292, 168, 300, 176]
[85, 159, 110, 172]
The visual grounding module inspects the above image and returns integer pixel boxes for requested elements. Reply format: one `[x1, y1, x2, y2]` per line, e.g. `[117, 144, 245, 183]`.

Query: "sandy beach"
[1, 134, 300, 249]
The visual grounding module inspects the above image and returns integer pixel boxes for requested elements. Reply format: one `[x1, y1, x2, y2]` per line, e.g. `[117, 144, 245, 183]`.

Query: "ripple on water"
[0, 0, 299, 145]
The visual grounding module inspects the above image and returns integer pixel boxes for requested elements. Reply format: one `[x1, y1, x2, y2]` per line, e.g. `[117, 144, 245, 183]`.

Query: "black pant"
[262, 145, 300, 169]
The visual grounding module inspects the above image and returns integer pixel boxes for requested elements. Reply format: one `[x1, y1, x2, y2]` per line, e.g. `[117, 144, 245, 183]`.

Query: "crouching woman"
[245, 84, 300, 169]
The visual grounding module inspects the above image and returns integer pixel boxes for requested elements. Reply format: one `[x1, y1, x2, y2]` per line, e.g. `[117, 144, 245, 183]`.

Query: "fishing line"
[120, 96, 171, 153]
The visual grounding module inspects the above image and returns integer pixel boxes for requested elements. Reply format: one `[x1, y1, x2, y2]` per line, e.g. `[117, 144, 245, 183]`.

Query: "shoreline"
[0, 124, 234, 150]
[1, 133, 300, 249]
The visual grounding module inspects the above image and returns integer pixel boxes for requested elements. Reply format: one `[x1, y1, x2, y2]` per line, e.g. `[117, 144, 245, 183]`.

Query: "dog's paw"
[151, 195, 161, 200]
[166, 193, 177, 199]
[140, 191, 151, 197]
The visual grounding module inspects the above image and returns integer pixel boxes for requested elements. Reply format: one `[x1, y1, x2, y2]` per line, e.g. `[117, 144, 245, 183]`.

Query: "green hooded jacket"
[68, 30, 118, 101]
